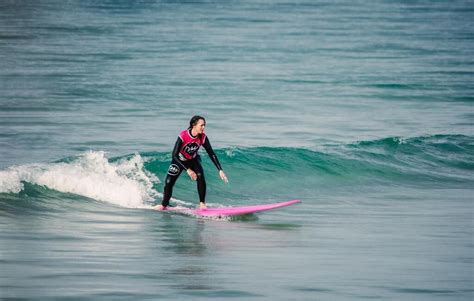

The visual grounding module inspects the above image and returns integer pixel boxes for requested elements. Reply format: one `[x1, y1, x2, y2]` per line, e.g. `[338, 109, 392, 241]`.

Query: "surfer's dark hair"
[188, 115, 206, 129]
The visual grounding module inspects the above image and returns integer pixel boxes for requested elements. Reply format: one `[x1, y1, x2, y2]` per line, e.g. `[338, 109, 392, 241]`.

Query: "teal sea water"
[1, 1, 473, 300]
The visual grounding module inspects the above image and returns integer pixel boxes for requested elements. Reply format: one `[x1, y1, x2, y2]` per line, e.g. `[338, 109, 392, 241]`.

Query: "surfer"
[154, 115, 228, 210]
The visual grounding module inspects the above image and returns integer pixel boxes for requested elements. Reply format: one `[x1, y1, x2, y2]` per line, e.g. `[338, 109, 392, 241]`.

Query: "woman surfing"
[154, 115, 228, 210]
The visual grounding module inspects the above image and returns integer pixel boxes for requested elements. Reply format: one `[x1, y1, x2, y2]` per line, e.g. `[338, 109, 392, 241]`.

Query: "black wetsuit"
[162, 130, 222, 207]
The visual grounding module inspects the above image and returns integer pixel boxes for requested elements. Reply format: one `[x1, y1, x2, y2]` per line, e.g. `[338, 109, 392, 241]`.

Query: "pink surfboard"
[162, 199, 301, 217]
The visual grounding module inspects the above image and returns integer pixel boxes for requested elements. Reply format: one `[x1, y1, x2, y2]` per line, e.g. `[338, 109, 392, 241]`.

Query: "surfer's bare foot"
[199, 202, 207, 209]
[153, 205, 166, 210]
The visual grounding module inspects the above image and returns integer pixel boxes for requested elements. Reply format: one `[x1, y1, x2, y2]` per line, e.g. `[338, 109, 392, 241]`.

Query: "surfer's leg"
[162, 175, 178, 207]
[162, 161, 184, 207]
[192, 159, 206, 205]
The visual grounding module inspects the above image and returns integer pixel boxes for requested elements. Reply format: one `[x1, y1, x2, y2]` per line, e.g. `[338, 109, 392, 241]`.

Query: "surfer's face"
[193, 119, 206, 134]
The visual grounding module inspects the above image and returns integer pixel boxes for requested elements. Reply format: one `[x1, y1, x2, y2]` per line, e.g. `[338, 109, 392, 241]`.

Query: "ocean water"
[0, 0, 473, 300]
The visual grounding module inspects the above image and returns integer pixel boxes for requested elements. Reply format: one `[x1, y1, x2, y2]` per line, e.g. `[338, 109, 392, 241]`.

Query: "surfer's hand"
[187, 169, 197, 181]
[219, 170, 228, 183]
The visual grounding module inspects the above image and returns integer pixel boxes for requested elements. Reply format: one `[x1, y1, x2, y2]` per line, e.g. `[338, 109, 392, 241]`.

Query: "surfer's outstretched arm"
[203, 137, 228, 183]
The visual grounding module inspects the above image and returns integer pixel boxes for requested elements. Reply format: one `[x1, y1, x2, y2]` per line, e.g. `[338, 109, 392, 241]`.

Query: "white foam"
[0, 151, 160, 208]
[0, 169, 24, 193]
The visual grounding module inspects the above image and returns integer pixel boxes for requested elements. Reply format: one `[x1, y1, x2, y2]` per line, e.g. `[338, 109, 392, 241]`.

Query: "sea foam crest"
[0, 151, 160, 208]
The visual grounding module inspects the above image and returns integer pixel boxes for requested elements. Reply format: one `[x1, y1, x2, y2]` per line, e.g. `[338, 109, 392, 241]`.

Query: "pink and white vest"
[178, 129, 206, 160]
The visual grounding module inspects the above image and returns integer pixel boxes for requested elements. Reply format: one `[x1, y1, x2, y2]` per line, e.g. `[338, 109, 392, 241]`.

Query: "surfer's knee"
[196, 168, 206, 179]
[164, 175, 178, 188]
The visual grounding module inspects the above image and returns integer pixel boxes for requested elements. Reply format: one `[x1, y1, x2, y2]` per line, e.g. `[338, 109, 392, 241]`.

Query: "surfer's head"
[189, 115, 206, 135]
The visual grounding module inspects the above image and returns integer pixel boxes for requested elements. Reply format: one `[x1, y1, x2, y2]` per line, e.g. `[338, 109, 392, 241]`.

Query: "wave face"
[1, 134, 472, 208]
